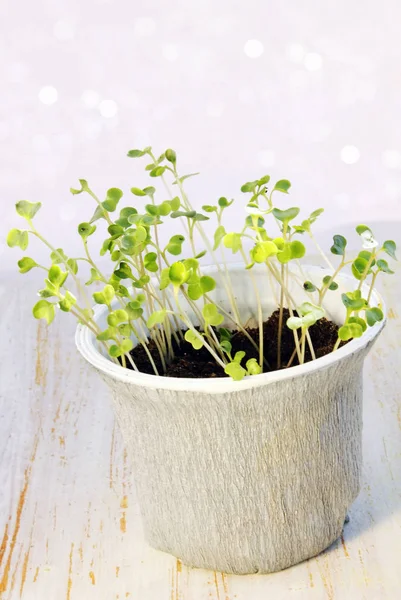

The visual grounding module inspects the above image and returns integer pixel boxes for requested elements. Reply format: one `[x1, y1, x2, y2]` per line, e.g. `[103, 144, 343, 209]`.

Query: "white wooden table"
[1, 267, 400, 599]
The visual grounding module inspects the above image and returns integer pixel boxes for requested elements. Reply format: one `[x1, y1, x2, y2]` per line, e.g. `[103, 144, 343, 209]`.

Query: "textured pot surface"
[76, 266, 385, 574]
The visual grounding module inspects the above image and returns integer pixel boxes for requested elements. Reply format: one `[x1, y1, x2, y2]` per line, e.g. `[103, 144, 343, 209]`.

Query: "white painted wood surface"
[0, 268, 400, 599]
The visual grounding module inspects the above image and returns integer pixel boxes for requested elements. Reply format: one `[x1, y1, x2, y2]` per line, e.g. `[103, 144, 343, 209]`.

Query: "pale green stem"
[367, 271, 379, 304]
[308, 232, 335, 270]
[129, 320, 160, 375]
[173, 288, 227, 369]
[357, 253, 376, 292]
[300, 328, 306, 364]
[171, 167, 242, 328]
[240, 249, 264, 369]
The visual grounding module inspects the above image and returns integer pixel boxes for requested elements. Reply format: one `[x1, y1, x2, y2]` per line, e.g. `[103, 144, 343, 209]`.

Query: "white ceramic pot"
[76, 265, 386, 574]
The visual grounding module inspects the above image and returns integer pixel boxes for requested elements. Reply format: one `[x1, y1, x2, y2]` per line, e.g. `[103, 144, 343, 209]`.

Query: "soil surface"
[126, 308, 346, 378]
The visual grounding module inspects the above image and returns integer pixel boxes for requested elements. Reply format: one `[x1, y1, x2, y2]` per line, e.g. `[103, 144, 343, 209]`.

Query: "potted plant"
[7, 147, 396, 574]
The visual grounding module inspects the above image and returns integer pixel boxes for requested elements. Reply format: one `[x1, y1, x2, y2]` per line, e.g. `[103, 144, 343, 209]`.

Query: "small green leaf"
[165, 148, 176, 164]
[352, 257, 371, 280]
[121, 338, 134, 354]
[289, 240, 306, 259]
[218, 197, 233, 208]
[143, 186, 156, 196]
[338, 323, 364, 341]
[213, 225, 227, 250]
[159, 268, 171, 291]
[356, 224, 372, 236]
[70, 179, 89, 195]
[173, 173, 200, 184]
[240, 181, 258, 193]
[107, 309, 129, 327]
[330, 234, 347, 256]
[33, 299, 56, 324]
[276, 243, 292, 264]
[149, 166, 166, 177]
[144, 251, 158, 272]
[38, 289, 55, 299]
[119, 324, 131, 337]
[309, 208, 324, 223]
[272, 207, 300, 223]
[366, 307, 384, 327]
[246, 358, 262, 375]
[89, 204, 106, 224]
[322, 275, 338, 291]
[50, 248, 68, 264]
[147, 310, 167, 328]
[7, 229, 29, 250]
[16, 200, 41, 220]
[184, 329, 204, 350]
[166, 234, 185, 256]
[287, 316, 303, 330]
[383, 240, 397, 260]
[113, 262, 134, 280]
[133, 275, 149, 289]
[59, 291, 77, 312]
[18, 257, 37, 273]
[86, 268, 103, 285]
[303, 281, 317, 292]
[257, 175, 270, 186]
[158, 201, 171, 216]
[233, 351, 245, 363]
[224, 362, 247, 381]
[273, 179, 291, 194]
[348, 316, 367, 333]
[358, 251, 376, 266]
[250, 241, 279, 263]
[219, 328, 232, 342]
[341, 291, 366, 311]
[97, 328, 117, 341]
[109, 345, 122, 358]
[127, 149, 145, 157]
[187, 283, 203, 301]
[102, 188, 123, 212]
[200, 275, 216, 294]
[108, 224, 124, 239]
[169, 262, 188, 286]
[170, 196, 181, 211]
[376, 259, 394, 274]
[78, 222, 96, 239]
[93, 284, 115, 306]
[223, 232, 242, 254]
[220, 340, 232, 354]
[115, 207, 138, 228]
[202, 204, 218, 213]
[67, 258, 78, 275]
[170, 210, 196, 219]
[49, 264, 68, 287]
[202, 303, 224, 326]
[130, 187, 146, 196]
[298, 302, 325, 320]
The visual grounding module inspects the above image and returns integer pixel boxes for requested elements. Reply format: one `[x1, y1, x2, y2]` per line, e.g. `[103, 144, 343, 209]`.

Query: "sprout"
[7, 147, 392, 378]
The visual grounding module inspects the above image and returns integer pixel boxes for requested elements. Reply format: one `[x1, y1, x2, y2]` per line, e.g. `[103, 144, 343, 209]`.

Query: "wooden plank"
[0, 268, 400, 599]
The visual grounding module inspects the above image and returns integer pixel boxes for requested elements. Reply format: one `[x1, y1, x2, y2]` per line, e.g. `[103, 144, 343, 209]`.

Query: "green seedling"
[7, 147, 396, 378]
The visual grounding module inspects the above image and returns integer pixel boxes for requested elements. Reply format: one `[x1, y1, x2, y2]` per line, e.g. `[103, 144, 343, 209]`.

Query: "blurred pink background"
[1, 0, 401, 268]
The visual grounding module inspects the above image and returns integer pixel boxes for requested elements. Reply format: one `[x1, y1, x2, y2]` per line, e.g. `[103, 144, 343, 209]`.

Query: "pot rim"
[75, 264, 386, 393]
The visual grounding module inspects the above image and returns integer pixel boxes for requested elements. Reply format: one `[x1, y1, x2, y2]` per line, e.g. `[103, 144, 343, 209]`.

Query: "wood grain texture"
[0, 268, 400, 598]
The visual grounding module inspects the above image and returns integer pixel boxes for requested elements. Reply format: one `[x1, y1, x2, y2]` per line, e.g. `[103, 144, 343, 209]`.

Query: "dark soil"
[126, 308, 346, 378]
